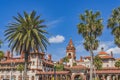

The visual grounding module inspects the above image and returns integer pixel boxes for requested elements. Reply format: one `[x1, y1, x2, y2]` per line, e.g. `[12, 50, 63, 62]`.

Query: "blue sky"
[0, 0, 120, 60]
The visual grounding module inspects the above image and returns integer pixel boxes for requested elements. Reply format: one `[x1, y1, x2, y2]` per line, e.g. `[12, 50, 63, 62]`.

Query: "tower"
[66, 39, 76, 60]
[66, 39, 76, 67]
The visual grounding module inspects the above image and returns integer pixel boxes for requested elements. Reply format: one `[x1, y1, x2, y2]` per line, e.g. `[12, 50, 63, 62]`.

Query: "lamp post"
[53, 62, 56, 80]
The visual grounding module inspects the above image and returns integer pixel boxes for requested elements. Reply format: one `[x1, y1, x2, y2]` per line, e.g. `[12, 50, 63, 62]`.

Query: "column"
[29, 76, 32, 80]
[102, 75, 105, 80]
[35, 75, 39, 80]
[16, 75, 19, 80]
[116, 74, 118, 80]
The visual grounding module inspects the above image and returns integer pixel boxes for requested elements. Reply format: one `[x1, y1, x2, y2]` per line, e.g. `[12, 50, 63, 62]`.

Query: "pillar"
[35, 75, 39, 80]
[29, 76, 31, 80]
[102, 75, 105, 80]
[16, 75, 19, 80]
[116, 74, 118, 80]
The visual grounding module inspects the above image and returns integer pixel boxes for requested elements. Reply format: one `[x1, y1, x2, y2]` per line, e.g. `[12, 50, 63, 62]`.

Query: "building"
[0, 39, 120, 80]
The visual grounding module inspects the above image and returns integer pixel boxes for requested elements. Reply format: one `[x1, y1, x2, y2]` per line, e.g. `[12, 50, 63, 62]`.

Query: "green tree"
[55, 63, 64, 71]
[73, 62, 77, 66]
[0, 40, 3, 48]
[77, 10, 103, 80]
[4, 11, 49, 80]
[93, 56, 102, 70]
[0, 51, 4, 61]
[62, 56, 69, 65]
[115, 60, 120, 68]
[108, 7, 120, 47]
[17, 64, 24, 80]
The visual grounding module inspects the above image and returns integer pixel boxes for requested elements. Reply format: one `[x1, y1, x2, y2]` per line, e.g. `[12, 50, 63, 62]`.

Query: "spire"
[68, 39, 74, 47]
[66, 38, 75, 51]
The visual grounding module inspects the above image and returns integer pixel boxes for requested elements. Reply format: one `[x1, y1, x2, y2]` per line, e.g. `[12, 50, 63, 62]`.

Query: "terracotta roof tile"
[98, 51, 108, 55]
[71, 65, 87, 70]
[36, 71, 70, 75]
[99, 55, 114, 59]
[96, 70, 120, 74]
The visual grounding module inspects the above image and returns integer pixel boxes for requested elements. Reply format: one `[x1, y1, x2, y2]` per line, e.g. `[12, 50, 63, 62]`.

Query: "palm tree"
[93, 56, 102, 70]
[108, 7, 120, 47]
[4, 11, 49, 80]
[77, 10, 103, 80]
[115, 60, 120, 68]
[17, 64, 24, 80]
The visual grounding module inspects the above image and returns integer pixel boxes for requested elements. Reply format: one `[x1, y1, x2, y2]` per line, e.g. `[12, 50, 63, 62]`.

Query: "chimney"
[111, 51, 113, 57]
[6, 51, 10, 59]
[59, 59, 63, 64]
[48, 54, 52, 61]
[101, 47, 104, 51]
[80, 56, 83, 61]
[21, 51, 24, 59]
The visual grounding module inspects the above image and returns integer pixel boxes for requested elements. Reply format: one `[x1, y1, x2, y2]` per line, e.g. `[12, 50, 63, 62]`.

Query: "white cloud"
[49, 35, 65, 43]
[47, 19, 61, 27]
[106, 47, 120, 54]
[46, 18, 63, 28]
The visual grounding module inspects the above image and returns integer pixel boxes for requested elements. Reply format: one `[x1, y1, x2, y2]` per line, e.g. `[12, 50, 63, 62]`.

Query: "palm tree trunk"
[23, 52, 29, 80]
[89, 48, 94, 80]
[22, 71, 23, 80]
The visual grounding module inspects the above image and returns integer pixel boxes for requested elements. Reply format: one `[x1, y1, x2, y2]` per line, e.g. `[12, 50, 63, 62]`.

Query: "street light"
[53, 62, 56, 80]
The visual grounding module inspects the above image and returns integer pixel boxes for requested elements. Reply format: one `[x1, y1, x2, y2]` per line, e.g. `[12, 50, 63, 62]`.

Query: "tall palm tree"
[17, 64, 24, 80]
[108, 7, 120, 47]
[77, 10, 103, 80]
[4, 11, 49, 80]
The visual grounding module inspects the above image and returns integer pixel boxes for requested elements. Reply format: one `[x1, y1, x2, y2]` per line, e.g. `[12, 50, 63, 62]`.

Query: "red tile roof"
[71, 65, 87, 70]
[76, 59, 84, 62]
[0, 59, 24, 64]
[36, 71, 70, 75]
[84, 56, 91, 60]
[96, 70, 120, 74]
[99, 55, 114, 59]
[98, 51, 108, 55]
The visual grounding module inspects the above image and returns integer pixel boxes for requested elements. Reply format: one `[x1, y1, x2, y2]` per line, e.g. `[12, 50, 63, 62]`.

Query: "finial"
[101, 47, 104, 51]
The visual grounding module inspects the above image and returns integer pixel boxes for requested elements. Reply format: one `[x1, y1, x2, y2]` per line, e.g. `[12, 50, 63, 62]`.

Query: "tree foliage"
[4, 11, 49, 54]
[77, 10, 103, 51]
[55, 63, 64, 71]
[0, 40, 3, 48]
[115, 60, 120, 68]
[73, 62, 77, 66]
[0, 51, 4, 60]
[93, 56, 102, 70]
[62, 56, 69, 63]
[16, 64, 24, 72]
[108, 7, 120, 47]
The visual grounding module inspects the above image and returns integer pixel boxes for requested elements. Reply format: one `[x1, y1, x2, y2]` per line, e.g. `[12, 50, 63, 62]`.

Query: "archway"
[74, 75, 83, 80]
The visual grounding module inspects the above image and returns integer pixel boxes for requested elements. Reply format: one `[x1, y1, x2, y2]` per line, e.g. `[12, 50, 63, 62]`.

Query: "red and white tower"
[66, 39, 76, 67]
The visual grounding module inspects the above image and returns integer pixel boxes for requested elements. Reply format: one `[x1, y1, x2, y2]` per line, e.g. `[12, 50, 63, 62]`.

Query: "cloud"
[106, 47, 120, 54]
[94, 41, 114, 53]
[46, 18, 63, 28]
[49, 35, 65, 43]
[47, 19, 61, 27]
[75, 40, 114, 55]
